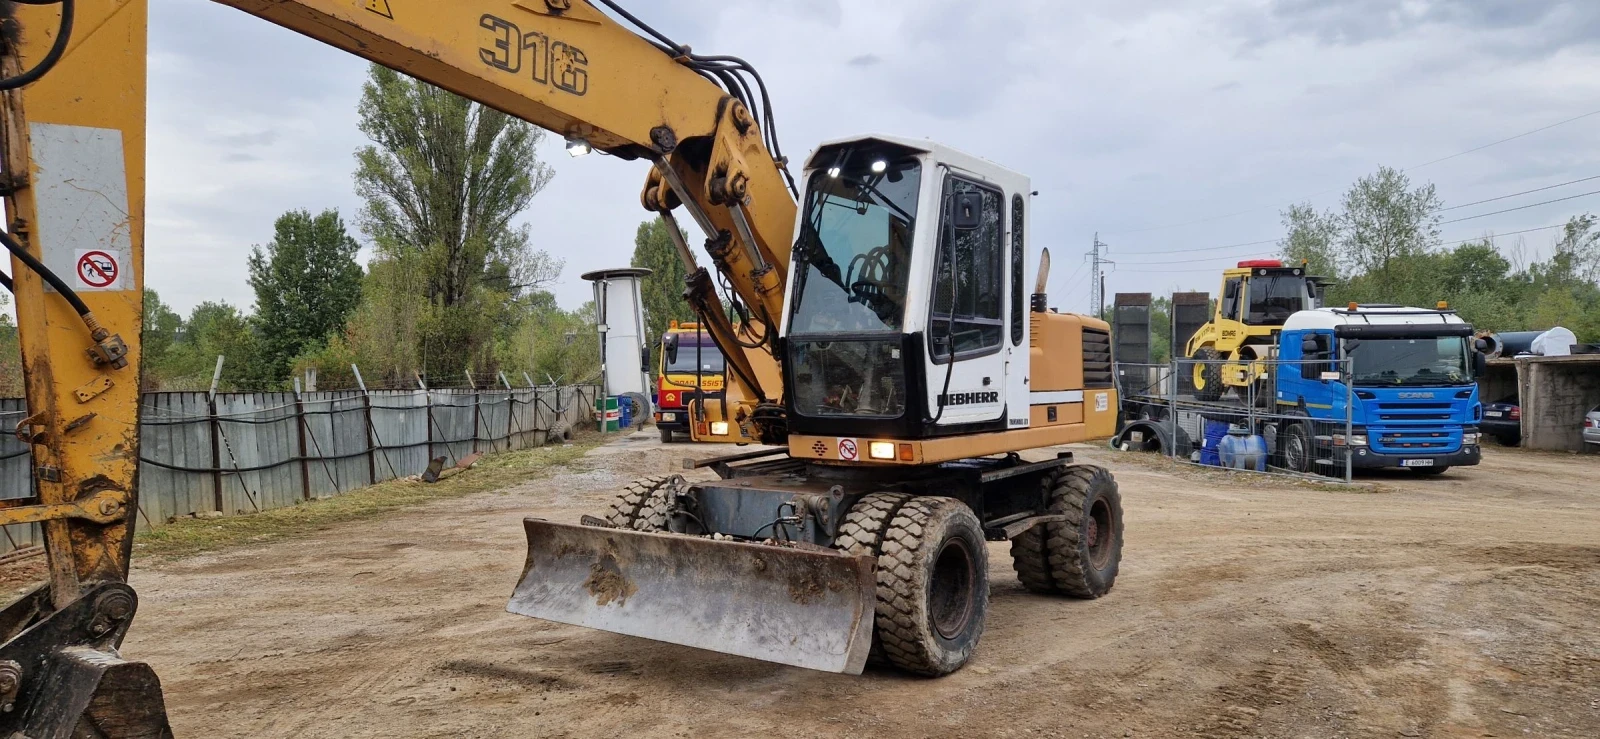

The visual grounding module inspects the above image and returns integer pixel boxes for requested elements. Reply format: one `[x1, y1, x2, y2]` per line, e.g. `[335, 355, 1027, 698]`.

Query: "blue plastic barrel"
[1218, 429, 1268, 471]
[1200, 419, 1230, 466]
[618, 397, 634, 429]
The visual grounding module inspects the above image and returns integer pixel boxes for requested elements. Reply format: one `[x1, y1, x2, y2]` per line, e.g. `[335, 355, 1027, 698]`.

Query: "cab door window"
[1221, 277, 1244, 321]
[929, 177, 1004, 362]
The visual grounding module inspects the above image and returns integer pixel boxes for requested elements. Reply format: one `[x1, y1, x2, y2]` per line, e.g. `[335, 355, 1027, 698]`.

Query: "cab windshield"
[1247, 273, 1313, 325]
[788, 153, 922, 335]
[664, 342, 724, 374]
[1347, 336, 1472, 386]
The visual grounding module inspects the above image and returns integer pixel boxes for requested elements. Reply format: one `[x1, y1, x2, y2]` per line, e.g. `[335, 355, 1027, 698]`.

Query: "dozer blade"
[509, 519, 876, 674]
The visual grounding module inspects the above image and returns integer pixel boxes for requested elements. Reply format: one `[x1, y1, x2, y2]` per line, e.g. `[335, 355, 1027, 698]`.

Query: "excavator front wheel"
[873, 496, 989, 676]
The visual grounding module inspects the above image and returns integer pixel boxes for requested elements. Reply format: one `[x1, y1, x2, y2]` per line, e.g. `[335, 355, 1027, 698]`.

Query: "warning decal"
[837, 438, 858, 461]
[76, 250, 121, 289]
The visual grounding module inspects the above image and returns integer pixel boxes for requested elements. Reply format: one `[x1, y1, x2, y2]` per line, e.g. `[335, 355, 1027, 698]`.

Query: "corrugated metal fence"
[0, 385, 599, 554]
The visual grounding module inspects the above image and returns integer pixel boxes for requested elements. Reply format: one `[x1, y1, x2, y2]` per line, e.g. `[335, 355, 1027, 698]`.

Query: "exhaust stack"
[1031, 248, 1051, 312]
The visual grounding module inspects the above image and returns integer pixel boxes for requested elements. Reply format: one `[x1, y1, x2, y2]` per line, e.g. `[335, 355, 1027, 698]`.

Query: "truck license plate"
[1485, 411, 1502, 418]
[1400, 459, 1434, 467]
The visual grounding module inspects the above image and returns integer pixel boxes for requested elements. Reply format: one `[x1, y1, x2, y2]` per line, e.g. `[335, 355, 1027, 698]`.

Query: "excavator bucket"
[508, 519, 876, 674]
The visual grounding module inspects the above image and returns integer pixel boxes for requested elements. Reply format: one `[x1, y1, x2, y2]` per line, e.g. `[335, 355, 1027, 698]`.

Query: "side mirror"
[664, 334, 679, 365]
[1474, 338, 1489, 353]
[1473, 351, 1488, 378]
[953, 192, 983, 231]
[641, 344, 652, 373]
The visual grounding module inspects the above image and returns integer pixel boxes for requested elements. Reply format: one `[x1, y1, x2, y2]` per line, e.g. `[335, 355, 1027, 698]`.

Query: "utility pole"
[1089, 233, 1113, 318]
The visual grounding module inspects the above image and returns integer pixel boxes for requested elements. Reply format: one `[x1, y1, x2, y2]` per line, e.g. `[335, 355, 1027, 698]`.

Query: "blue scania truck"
[1275, 305, 1487, 475]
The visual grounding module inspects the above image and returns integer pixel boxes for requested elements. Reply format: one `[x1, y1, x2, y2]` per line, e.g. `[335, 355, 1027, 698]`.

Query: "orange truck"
[655, 321, 728, 443]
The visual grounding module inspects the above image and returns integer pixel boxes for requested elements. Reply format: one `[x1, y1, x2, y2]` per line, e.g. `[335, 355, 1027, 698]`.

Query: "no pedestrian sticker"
[74, 249, 122, 290]
[837, 438, 858, 461]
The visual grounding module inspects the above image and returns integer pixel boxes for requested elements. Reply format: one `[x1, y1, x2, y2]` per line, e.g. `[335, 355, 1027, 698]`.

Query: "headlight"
[868, 441, 896, 460]
[1462, 432, 1479, 445]
[710, 421, 730, 436]
[1333, 434, 1367, 447]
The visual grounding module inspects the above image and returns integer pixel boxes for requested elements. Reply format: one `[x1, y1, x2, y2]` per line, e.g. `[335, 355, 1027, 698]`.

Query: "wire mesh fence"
[1115, 357, 1356, 483]
[0, 384, 599, 555]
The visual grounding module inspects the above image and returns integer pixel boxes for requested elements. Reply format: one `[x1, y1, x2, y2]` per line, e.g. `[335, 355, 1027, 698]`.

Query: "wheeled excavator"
[0, 1, 1126, 734]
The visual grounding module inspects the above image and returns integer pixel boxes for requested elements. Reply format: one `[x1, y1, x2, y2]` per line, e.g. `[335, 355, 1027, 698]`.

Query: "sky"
[131, 0, 1600, 318]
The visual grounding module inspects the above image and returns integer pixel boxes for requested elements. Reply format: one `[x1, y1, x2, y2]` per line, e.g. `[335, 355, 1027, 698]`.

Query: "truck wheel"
[834, 492, 913, 666]
[1192, 347, 1225, 401]
[658, 427, 674, 443]
[1010, 465, 1123, 598]
[875, 497, 989, 676]
[1282, 422, 1313, 473]
[602, 475, 677, 530]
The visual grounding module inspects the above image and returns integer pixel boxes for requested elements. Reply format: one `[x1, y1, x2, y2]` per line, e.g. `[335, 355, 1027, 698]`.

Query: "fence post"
[466, 371, 482, 454]
[500, 372, 518, 450]
[353, 365, 378, 485]
[293, 378, 311, 502]
[417, 372, 435, 463]
[1344, 357, 1354, 483]
[1169, 359, 1178, 461]
[207, 356, 225, 513]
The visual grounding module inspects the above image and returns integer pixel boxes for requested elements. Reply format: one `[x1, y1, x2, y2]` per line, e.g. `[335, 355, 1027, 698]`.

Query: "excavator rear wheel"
[874, 496, 989, 676]
[1192, 346, 1226, 401]
[1010, 465, 1123, 598]
[602, 475, 678, 529]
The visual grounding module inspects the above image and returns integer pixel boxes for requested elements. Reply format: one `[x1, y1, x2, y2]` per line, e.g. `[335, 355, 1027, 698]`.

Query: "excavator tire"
[874, 496, 989, 676]
[1010, 465, 1123, 598]
[602, 475, 676, 529]
[834, 492, 914, 666]
[631, 475, 684, 532]
[1192, 346, 1226, 401]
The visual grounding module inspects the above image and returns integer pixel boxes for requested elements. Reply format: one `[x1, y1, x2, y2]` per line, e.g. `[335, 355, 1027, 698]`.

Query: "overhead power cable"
[1405, 108, 1600, 171]
[1438, 188, 1600, 225]
[1439, 174, 1600, 211]
[1102, 105, 1600, 236]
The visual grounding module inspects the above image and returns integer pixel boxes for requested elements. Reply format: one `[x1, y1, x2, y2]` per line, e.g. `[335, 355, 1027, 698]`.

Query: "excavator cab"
[1184, 260, 1321, 401]
[783, 136, 1031, 442]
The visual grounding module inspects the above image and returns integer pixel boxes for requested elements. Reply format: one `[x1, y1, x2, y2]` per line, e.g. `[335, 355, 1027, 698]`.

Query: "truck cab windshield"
[1348, 336, 1472, 386]
[788, 154, 922, 335]
[665, 343, 724, 374]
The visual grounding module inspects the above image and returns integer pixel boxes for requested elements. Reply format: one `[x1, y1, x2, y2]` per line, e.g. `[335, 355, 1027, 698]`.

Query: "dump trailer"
[1274, 304, 1487, 474]
[513, 137, 1124, 676]
[1185, 260, 1324, 401]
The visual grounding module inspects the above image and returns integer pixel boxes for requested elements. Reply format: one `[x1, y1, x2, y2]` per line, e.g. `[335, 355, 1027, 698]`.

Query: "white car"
[1585, 405, 1600, 447]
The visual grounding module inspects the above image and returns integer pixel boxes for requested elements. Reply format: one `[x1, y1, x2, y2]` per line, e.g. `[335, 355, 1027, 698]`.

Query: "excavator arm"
[0, 1, 796, 735]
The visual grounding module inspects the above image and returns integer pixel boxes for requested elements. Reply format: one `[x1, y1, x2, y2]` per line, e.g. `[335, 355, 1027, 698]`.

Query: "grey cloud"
[214, 131, 278, 147]
[223, 153, 261, 163]
[1234, 0, 1600, 54]
[847, 54, 881, 67]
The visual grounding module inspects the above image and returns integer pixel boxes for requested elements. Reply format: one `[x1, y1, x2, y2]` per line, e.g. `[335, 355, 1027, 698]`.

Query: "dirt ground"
[118, 434, 1599, 738]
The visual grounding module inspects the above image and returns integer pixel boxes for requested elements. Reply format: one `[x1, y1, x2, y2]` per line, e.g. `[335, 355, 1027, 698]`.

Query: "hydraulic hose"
[0, 0, 74, 91]
[0, 228, 91, 317]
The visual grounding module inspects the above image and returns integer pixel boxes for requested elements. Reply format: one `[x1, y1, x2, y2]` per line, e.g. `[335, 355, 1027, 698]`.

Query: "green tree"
[181, 301, 268, 390]
[1278, 202, 1341, 278]
[0, 291, 18, 396]
[247, 209, 364, 382]
[1336, 166, 1441, 292]
[141, 289, 184, 387]
[631, 217, 694, 354]
[353, 64, 560, 377]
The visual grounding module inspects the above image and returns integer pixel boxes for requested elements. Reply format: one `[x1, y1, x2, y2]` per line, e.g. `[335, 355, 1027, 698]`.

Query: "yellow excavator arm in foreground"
[0, 1, 795, 734]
